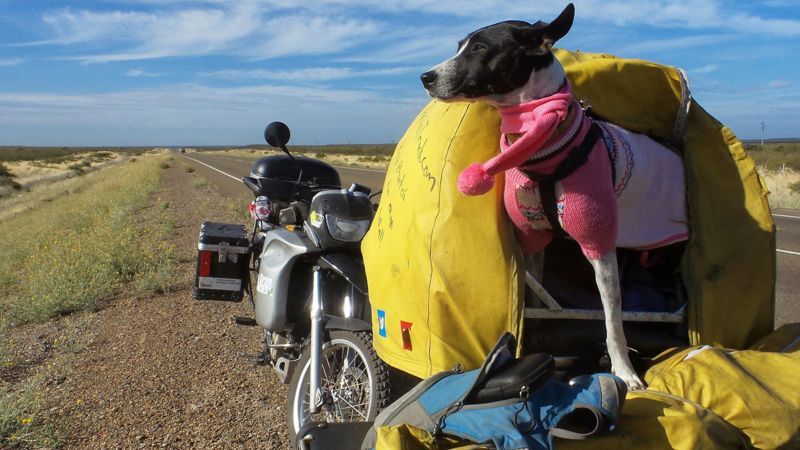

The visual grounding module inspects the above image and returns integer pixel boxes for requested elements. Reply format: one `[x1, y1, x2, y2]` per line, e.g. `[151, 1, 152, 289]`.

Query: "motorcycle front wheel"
[286, 330, 389, 440]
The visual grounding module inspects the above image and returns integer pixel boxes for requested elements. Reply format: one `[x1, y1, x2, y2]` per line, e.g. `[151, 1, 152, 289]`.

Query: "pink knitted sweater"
[457, 83, 689, 260]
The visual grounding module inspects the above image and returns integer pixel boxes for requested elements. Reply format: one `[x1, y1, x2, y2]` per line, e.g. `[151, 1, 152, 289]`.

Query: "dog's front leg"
[589, 251, 645, 390]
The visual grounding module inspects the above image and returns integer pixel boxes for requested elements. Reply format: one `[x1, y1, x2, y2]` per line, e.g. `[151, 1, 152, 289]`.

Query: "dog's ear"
[528, 3, 575, 55]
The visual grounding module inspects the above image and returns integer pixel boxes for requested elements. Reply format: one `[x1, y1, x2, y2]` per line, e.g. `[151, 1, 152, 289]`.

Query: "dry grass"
[191, 175, 208, 188]
[759, 168, 800, 210]
[0, 155, 177, 328]
[0, 146, 151, 163]
[0, 151, 131, 203]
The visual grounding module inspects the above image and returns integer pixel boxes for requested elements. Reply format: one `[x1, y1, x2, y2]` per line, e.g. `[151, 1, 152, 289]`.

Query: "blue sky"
[1, 0, 799, 146]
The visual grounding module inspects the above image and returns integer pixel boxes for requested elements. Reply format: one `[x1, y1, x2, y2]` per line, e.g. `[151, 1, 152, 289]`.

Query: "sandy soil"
[4, 153, 128, 188]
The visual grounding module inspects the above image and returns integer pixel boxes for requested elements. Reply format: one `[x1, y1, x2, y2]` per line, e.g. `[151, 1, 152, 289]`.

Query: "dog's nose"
[420, 71, 438, 88]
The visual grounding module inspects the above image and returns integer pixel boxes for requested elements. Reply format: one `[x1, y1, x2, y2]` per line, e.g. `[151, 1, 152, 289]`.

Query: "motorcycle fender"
[255, 228, 319, 330]
[317, 253, 368, 294]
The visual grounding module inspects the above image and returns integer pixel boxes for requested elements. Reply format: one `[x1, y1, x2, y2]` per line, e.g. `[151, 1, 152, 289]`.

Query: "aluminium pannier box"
[194, 221, 250, 302]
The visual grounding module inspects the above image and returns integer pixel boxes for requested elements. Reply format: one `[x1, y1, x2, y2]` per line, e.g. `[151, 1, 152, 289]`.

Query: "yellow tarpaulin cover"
[362, 49, 775, 380]
[361, 102, 524, 379]
[563, 326, 800, 449]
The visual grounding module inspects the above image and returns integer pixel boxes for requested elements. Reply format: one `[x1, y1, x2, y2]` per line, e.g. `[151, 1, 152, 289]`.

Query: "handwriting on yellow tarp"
[376, 105, 442, 243]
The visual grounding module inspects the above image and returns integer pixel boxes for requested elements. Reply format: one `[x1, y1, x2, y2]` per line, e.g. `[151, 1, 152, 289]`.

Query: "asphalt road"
[178, 151, 799, 329]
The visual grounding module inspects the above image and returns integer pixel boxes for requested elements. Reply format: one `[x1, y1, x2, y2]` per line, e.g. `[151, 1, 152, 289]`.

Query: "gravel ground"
[17, 163, 292, 448]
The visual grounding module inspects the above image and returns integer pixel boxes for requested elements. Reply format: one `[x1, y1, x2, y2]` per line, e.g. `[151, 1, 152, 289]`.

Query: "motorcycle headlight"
[325, 215, 370, 242]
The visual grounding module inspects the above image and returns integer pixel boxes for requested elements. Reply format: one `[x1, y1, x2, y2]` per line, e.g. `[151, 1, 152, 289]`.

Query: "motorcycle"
[240, 122, 390, 438]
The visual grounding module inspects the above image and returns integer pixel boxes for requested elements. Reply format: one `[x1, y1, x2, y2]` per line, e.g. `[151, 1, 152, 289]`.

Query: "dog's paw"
[615, 369, 646, 391]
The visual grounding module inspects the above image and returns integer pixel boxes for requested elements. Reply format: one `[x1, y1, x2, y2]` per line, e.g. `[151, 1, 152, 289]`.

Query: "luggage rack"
[523, 271, 686, 323]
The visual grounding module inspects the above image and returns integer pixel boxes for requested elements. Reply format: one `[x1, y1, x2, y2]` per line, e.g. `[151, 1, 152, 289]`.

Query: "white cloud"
[620, 34, 736, 55]
[0, 83, 427, 145]
[768, 80, 792, 89]
[24, 4, 262, 61]
[245, 15, 380, 59]
[0, 58, 25, 67]
[203, 66, 415, 81]
[693, 63, 719, 74]
[13, 1, 800, 65]
[338, 30, 466, 64]
[26, 6, 384, 63]
[727, 13, 800, 37]
[126, 68, 167, 77]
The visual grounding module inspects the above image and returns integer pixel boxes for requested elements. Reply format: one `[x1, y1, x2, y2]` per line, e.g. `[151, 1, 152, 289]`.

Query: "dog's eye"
[471, 43, 487, 52]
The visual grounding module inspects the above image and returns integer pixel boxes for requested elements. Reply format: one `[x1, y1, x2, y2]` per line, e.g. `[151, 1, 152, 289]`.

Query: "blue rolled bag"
[361, 333, 627, 450]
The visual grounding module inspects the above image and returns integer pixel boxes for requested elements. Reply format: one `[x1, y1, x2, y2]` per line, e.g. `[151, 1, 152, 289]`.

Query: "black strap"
[520, 123, 602, 238]
[549, 405, 606, 440]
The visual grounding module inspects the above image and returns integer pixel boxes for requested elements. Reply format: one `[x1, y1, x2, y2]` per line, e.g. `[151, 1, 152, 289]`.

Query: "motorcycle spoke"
[294, 337, 377, 433]
[330, 394, 370, 421]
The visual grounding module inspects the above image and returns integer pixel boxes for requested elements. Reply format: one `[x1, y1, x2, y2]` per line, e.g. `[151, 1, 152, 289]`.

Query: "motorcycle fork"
[309, 266, 324, 414]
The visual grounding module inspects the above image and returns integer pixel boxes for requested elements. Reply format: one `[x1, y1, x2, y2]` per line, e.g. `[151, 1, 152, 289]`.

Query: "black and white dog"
[421, 3, 689, 389]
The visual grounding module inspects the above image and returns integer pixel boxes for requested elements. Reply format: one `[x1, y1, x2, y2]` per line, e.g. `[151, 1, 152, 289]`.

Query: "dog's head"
[421, 3, 574, 104]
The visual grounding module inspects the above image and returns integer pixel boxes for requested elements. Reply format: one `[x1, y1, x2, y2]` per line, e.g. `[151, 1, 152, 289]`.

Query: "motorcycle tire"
[286, 330, 389, 442]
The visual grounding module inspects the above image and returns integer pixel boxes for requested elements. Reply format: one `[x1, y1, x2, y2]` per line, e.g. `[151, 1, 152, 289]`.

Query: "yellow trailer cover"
[362, 49, 775, 378]
[361, 102, 524, 379]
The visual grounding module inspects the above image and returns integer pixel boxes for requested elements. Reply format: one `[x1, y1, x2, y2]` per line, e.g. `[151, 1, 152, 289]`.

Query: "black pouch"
[469, 352, 554, 403]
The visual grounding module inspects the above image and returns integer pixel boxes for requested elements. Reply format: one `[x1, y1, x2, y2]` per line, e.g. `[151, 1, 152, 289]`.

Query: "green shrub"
[746, 142, 800, 171]
[0, 163, 12, 178]
[191, 176, 208, 188]
[0, 164, 21, 193]
[0, 376, 61, 448]
[67, 161, 91, 173]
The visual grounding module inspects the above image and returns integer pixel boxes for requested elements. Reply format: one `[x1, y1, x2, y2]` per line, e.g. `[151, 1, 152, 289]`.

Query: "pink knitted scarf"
[457, 83, 577, 195]
[456, 83, 689, 260]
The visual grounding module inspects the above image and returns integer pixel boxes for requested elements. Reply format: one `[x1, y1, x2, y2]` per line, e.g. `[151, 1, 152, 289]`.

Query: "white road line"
[774, 213, 800, 220]
[777, 249, 800, 256]
[180, 154, 242, 182]
[335, 165, 386, 174]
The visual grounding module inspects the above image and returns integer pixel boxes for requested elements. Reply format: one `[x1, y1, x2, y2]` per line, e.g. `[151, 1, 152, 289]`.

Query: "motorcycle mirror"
[265, 121, 291, 154]
[265, 121, 303, 195]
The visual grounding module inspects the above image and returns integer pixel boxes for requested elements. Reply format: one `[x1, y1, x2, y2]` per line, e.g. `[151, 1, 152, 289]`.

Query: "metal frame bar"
[524, 271, 686, 323]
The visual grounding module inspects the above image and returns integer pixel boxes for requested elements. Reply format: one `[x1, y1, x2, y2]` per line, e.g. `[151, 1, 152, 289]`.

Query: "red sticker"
[400, 321, 413, 351]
